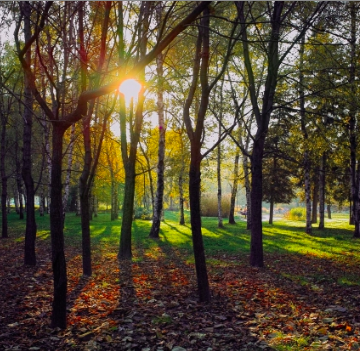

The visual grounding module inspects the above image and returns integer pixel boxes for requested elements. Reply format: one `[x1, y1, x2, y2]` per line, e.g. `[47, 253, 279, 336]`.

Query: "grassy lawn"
[1, 210, 360, 350]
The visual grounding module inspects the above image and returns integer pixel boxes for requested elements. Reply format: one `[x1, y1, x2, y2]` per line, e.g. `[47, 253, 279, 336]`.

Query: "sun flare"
[119, 79, 142, 103]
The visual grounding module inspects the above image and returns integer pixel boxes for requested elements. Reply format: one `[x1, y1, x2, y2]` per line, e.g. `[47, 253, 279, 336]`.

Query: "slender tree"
[149, 2, 166, 239]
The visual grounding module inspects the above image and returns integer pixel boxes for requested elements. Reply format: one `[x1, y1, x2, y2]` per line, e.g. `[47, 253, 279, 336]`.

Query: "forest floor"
[0, 212, 360, 351]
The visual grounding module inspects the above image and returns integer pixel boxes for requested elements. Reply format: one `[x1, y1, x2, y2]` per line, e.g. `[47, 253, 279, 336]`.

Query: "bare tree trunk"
[269, 198, 274, 225]
[76, 187, 81, 216]
[39, 188, 45, 217]
[179, 173, 185, 225]
[149, 3, 166, 239]
[45, 122, 51, 214]
[217, 123, 223, 228]
[250, 136, 265, 267]
[229, 151, 240, 224]
[63, 123, 75, 221]
[22, 1, 37, 265]
[348, 3, 360, 238]
[318, 153, 326, 229]
[304, 152, 312, 234]
[14, 187, 19, 214]
[312, 180, 319, 224]
[0, 111, 8, 238]
[327, 203, 332, 219]
[15, 141, 24, 219]
[243, 155, 251, 230]
[189, 146, 211, 302]
[50, 124, 67, 329]
[118, 2, 150, 259]
[298, 35, 312, 234]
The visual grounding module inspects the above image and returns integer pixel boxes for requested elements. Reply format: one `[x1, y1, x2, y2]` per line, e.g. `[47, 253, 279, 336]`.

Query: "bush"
[201, 193, 231, 218]
[134, 207, 152, 220]
[285, 207, 306, 221]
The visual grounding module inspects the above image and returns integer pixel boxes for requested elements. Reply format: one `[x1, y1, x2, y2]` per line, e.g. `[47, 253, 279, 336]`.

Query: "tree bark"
[299, 35, 312, 234]
[312, 180, 319, 224]
[22, 1, 37, 265]
[318, 153, 326, 229]
[250, 137, 265, 267]
[229, 151, 240, 224]
[304, 152, 312, 234]
[179, 173, 185, 225]
[50, 125, 67, 329]
[217, 124, 223, 228]
[348, 3, 360, 238]
[149, 3, 166, 239]
[244, 155, 252, 230]
[118, 2, 149, 259]
[269, 200, 274, 225]
[237, 2, 284, 266]
[0, 116, 8, 239]
[327, 203, 332, 219]
[189, 146, 211, 302]
[63, 123, 75, 221]
[15, 140, 24, 220]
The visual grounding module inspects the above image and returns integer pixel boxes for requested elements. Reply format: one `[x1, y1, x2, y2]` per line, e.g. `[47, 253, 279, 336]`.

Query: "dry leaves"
[0, 239, 359, 350]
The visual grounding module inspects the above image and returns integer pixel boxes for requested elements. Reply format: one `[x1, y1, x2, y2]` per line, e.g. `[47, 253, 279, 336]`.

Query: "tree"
[262, 128, 295, 224]
[18, 2, 38, 265]
[149, 2, 166, 239]
[15, 0, 211, 328]
[235, 1, 326, 266]
[182, 4, 237, 302]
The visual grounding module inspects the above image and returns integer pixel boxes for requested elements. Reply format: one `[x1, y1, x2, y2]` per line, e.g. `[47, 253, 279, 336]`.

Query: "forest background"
[0, 1, 360, 347]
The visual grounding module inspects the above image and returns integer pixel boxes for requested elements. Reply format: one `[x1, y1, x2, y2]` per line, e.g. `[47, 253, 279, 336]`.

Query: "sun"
[119, 79, 142, 103]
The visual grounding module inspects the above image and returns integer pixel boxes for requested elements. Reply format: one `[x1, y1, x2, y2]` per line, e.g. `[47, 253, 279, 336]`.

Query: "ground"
[0, 212, 360, 350]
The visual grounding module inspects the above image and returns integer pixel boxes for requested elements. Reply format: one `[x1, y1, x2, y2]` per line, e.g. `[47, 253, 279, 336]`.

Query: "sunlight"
[119, 78, 142, 104]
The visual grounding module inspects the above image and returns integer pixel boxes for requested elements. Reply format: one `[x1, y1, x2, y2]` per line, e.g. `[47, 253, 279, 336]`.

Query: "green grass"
[3, 210, 360, 265]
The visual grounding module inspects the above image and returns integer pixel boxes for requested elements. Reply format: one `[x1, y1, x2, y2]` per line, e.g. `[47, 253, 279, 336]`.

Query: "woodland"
[0, 1, 360, 350]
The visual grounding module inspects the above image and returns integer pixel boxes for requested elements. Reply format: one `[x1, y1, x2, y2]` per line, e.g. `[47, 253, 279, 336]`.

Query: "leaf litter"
[0, 238, 359, 350]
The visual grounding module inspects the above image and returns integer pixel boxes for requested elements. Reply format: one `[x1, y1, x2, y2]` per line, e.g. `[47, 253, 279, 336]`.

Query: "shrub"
[285, 207, 306, 221]
[201, 193, 231, 218]
[134, 207, 152, 220]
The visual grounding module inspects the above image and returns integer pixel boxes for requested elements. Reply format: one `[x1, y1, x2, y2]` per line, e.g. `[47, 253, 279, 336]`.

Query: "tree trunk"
[119, 169, 136, 259]
[0, 98, 8, 238]
[349, 200, 354, 224]
[269, 198, 274, 225]
[22, 1, 37, 265]
[327, 203, 331, 219]
[80, 182, 92, 276]
[304, 152, 312, 234]
[318, 153, 326, 229]
[312, 180, 319, 224]
[149, 4, 166, 239]
[217, 129, 223, 228]
[63, 123, 75, 220]
[118, 2, 150, 257]
[179, 173, 185, 225]
[78, 1, 92, 277]
[250, 137, 265, 267]
[348, 3, 360, 238]
[229, 151, 240, 224]
[15, 149, 24, 220]
[1, 175, 8, 239]
[299, 35, 312, 235]
[50, 125, 67, 329]
[14, 187, 19, 214]
[244, 155, 252, 230]
[189, 147, 211, 302]
[39, 189, 45, 217]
